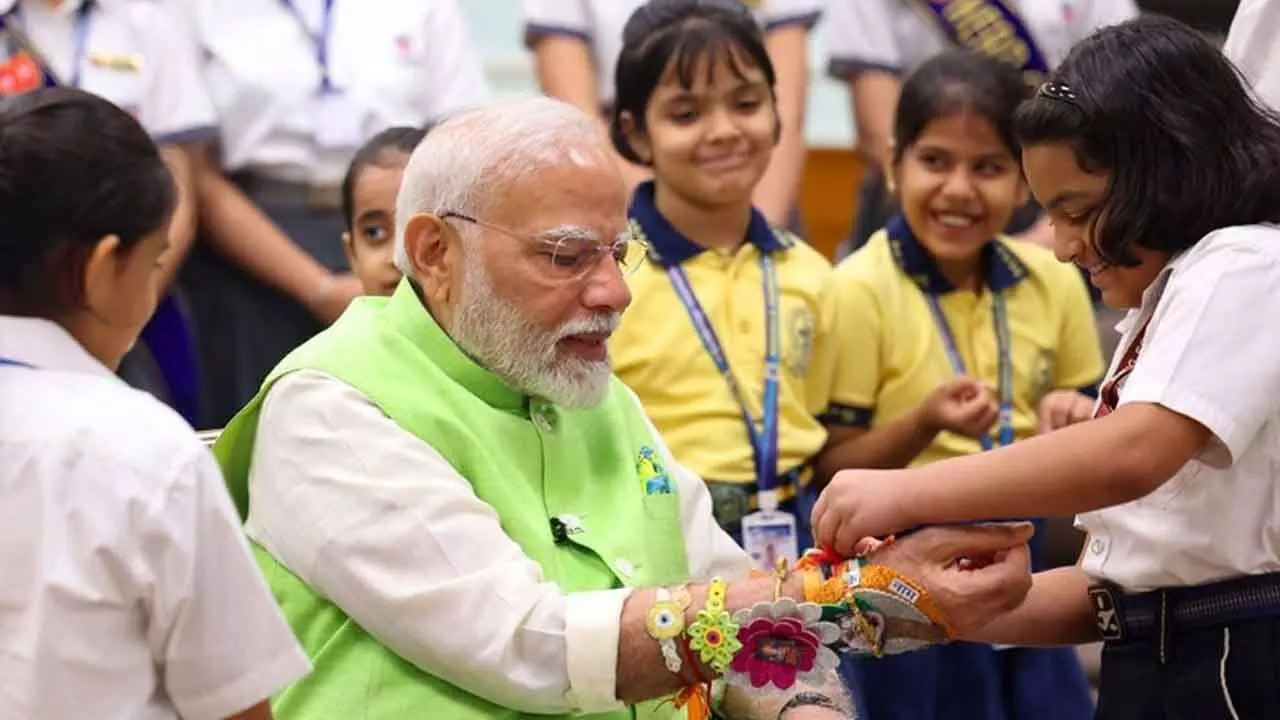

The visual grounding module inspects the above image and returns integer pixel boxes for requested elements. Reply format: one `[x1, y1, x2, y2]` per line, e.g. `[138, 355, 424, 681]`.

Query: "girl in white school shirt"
[0, 88, 309, 720]
[824, 0, 1138, 255]
[180, 0, 490, 428]
[0, 0, 224, 419]
[814, 17, 1280, 719]
[522, 0, 820, 227]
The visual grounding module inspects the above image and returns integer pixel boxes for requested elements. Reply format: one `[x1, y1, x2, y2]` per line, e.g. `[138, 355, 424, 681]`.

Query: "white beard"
[450, 251, 619, 409]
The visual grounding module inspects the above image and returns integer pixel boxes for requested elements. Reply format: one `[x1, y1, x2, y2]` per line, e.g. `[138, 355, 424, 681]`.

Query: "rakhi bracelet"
[646, 585, 692, 675]
[685, 576, 742, 675]
[826, 564, 954, 658]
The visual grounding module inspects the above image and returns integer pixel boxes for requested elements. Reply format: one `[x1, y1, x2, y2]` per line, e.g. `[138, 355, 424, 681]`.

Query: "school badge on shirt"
[786, 306, 814, 377]
[0, 51, 42, 95]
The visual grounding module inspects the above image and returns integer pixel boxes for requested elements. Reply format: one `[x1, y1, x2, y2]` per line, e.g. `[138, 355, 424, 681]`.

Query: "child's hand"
[811, 468, 912, 549]
[1037, 390, 1095, 434]
[923, 377, 999, 440]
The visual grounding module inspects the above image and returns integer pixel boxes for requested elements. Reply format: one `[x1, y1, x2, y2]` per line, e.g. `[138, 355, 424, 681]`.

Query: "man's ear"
[402, 213, 458, 305]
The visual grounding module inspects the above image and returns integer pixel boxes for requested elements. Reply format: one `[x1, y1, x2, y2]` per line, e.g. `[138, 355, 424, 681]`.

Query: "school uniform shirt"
[1224, 0, 1280, 111]
[1077, 225, 1280, 592]
[610, 182, 839, 490]
[0, 0, 217, 145]
[824, 0, 1138, 79]
[521, 0, 822, 108]
[189, 0, 489, 186]
[826, 218, 1104, 468]
[0, 316, 310, 720]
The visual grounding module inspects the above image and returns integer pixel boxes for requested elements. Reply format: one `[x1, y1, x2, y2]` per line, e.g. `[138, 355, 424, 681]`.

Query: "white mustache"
[553, 313, 621, 342]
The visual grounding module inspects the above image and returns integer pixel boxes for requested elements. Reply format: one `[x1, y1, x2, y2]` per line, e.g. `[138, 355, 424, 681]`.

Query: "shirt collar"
[1114, 249, 1185, 334]
[380, 279, 528, 413]
[627, 180, 788, 268]
[885, 214, 1029, 294]
[0, 315, 116, 379]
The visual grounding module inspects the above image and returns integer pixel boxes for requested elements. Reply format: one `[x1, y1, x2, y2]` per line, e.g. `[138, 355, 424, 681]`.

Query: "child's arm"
[753, 24, 810, 226]
[813, 401, 1211, 551]
[964, 565, 1099, 647]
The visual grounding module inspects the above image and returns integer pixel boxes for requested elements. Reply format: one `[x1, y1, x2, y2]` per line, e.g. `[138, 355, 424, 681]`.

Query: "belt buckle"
[1089, 585, 1124, 641]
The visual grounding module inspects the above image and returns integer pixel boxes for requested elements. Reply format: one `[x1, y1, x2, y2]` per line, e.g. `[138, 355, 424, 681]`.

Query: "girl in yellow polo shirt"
[606, 0, 840, 556]
[819, 50, 1104, 720]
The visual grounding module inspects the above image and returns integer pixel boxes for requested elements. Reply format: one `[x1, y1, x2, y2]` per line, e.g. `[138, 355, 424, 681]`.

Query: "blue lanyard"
[0, 2, 93, 88]
[924, 292, 1015, 451]
[668, 254, 782, 493]
[281, 0, 337, 94]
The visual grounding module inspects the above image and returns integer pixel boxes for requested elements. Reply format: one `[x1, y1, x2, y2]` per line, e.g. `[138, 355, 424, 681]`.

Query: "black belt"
[230, 172, 342, 212]
[1090, 572, 1280, 646]
[705, 467, 810, 527]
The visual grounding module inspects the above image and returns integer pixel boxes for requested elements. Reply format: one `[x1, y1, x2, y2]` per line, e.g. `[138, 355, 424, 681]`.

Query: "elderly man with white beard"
[212, 96, 1037, 720]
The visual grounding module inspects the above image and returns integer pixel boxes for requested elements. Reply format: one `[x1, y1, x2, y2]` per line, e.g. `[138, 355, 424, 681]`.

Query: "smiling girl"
[816, 50, 1103, 720]
[607, 0, 841, 552]
[814, 17, 1280, 719]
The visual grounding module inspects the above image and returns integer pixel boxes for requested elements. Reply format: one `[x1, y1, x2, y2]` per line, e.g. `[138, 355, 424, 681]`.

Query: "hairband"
[1038, 82, 1081, 108]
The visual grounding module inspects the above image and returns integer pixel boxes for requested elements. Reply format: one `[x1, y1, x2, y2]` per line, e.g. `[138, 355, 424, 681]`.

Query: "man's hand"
[1037, 390, 1095, 434]
[861, 524, 1034, 637]
[923, 377, 999, 440]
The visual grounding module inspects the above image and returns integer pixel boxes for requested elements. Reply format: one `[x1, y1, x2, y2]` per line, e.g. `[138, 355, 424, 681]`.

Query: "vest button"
[615, 558, 636, 578]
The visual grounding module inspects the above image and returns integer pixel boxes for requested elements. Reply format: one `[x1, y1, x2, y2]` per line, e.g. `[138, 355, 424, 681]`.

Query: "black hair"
[0, 87, 175, 316]
[341, 125, 428, 230]
[610, 0, 777, 165]
[893, 49, 1030, 165]
[1015, 15, 1280, 265]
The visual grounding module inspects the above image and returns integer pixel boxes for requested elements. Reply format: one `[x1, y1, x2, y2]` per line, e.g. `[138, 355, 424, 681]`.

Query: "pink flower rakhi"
[723, 598, 840, 693]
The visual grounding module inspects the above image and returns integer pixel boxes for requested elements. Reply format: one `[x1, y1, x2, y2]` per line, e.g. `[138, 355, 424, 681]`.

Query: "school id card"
[742, 509, 799, 573]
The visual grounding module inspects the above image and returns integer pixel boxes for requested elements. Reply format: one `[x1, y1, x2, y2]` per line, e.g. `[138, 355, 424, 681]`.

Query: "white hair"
[393, 96, 606, 274]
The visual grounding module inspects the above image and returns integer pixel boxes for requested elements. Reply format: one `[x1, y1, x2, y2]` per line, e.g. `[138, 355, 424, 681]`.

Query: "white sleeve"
[1118, 233, 1280, 468]
[1224, 0, 1280, 112]
[760, 0, 822, 32]
[246, 371, 631, 715]
[145, 450, 310, 720]
[823, 0, 905, 78]
[1069, 0, 1140, 40]
[416, 0, 489, 123]
[132, 1, 219, 146]
[522, 0, 592, 44]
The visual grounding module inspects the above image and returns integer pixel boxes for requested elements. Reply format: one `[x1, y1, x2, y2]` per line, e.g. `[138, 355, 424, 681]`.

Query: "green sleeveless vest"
[215, 282, 691, 719]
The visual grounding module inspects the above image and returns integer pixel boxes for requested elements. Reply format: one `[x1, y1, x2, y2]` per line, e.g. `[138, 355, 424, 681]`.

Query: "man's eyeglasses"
[439, 211, 649, 282]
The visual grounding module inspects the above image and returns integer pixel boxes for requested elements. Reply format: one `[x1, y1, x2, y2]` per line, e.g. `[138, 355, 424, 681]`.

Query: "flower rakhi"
[686, 577, 742, 674]
[723, 597, 841, 693]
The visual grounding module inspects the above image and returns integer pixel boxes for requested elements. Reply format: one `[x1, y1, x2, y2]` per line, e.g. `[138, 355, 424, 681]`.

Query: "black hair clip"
[1038, 82, 1080, 107]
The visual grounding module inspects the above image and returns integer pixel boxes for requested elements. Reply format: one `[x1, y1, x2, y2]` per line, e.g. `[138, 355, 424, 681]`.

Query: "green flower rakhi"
[686, 577, 742, 674]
